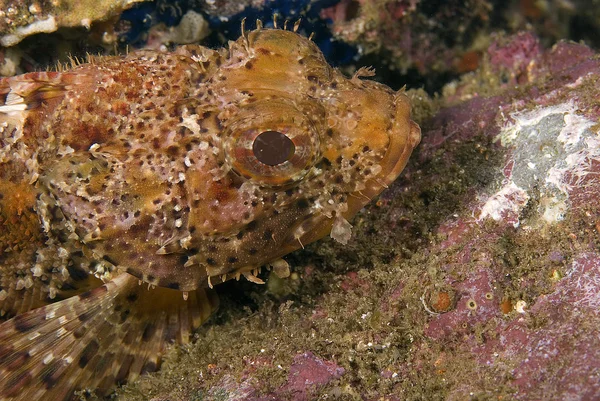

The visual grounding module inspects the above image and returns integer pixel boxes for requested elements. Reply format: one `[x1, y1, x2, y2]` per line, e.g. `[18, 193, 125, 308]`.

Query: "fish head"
[185, 28, 421, 279]
[36, 29, 420, 291]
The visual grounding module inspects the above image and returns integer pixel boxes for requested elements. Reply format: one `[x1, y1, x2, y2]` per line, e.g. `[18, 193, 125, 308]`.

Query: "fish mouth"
[345, 105, 421, 219]
[379, 119, 421, 189]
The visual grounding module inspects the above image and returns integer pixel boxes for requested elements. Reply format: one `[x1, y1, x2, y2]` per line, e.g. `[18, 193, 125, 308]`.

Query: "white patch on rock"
[546, 136, 600, 195]
[1, 16, 57, 47]
[488, 100, 600, 225]
[478, 181, 529, 227]
[496, 102, 576, 147]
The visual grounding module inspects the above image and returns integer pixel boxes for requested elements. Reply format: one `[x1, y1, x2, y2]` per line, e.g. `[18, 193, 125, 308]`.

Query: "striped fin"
[0, 273, 218, 401]
[0, 71, 83, 113]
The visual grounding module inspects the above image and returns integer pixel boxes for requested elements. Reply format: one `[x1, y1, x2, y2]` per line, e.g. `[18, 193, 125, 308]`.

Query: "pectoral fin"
[0, 273, 218, 400]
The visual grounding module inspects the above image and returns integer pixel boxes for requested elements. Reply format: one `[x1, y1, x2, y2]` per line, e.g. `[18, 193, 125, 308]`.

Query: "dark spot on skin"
[296, 198, 310, 209]
[147, 274, 156, 282]
[78, 340, 100, 368]
[119, 309, 130, 323]
[236, 231, 244, 240]
[126, 292, 138, 303]
[79, 285, 108, 300]
[245, 61, 253, 69]
[246, 221, 258, 231]
[206, 258, 217, 266]
[4, 371, 32, 396]
[263, 229, 273, 241]
[122, 329, 135, 345]
[73, 326, 86, 338]
[307, 75, 318, 82]
[208, 245, 217, 252]
[6, 351, 29, 370]
[13, 313, 42, 333]
[142, 323, 157, 342]
[179, 255, 188, 265]
[116, 355, 134, 384]
[228, 256, 238, 264]
[66, 265, 88, 281]
[249, 248, 258, 255]
[41, 360, 64, 389]
[78, 310, 94, 322]
[102, 255, 118, 266]
[142, 361, 157, 374]
[167, 282, 180, 290]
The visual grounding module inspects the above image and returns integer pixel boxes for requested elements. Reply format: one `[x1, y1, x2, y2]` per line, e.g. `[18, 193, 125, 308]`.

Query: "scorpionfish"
[0, 23, 420, 400]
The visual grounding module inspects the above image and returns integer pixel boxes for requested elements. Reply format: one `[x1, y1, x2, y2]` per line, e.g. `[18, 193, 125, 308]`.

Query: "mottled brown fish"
[0, 23, 420, 400]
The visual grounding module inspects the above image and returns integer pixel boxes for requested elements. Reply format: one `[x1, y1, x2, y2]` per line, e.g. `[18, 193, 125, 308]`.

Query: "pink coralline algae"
[399, 34, 600, 400]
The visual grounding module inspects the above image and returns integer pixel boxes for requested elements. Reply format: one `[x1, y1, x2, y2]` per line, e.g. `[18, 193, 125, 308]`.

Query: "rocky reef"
[111, 30, 600, 400]
[2, 1, 600, 400]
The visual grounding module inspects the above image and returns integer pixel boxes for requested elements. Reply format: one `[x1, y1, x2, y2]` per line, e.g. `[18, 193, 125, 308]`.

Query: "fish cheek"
[40, 153, 208, 291]
[185, 167, 261, 236]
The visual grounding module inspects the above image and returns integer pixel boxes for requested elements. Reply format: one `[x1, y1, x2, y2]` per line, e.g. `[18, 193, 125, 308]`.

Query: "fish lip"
[341, 118, 420, 222]
[382, 120, 421, 185]
[362, 119, 421, 201]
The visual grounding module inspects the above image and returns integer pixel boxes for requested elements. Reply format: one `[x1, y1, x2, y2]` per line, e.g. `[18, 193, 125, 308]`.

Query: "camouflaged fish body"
[0, 27, 420, 399]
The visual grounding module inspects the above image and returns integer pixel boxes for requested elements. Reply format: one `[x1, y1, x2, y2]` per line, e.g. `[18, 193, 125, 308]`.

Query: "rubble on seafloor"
[113, 26, 600, 401]
[2, 1, 600, 400]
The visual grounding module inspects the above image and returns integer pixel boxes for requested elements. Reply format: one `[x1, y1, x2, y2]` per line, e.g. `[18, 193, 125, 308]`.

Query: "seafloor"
[2, 0, 600, 400]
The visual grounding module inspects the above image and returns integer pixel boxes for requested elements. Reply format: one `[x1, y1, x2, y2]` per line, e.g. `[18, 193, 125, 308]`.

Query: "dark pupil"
[252, 130, 295, 166]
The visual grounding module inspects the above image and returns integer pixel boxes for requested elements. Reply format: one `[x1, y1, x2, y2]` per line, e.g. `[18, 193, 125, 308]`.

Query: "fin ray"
[0, 273, 218, 400]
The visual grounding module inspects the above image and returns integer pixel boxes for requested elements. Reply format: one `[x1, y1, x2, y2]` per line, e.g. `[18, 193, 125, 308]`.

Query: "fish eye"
[224, 101, 321, 187]
[252, 130, 296, 166]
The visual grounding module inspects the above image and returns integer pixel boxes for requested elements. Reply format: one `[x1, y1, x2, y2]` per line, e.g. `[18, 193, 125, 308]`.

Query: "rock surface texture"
[118, 33, 600, 401]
